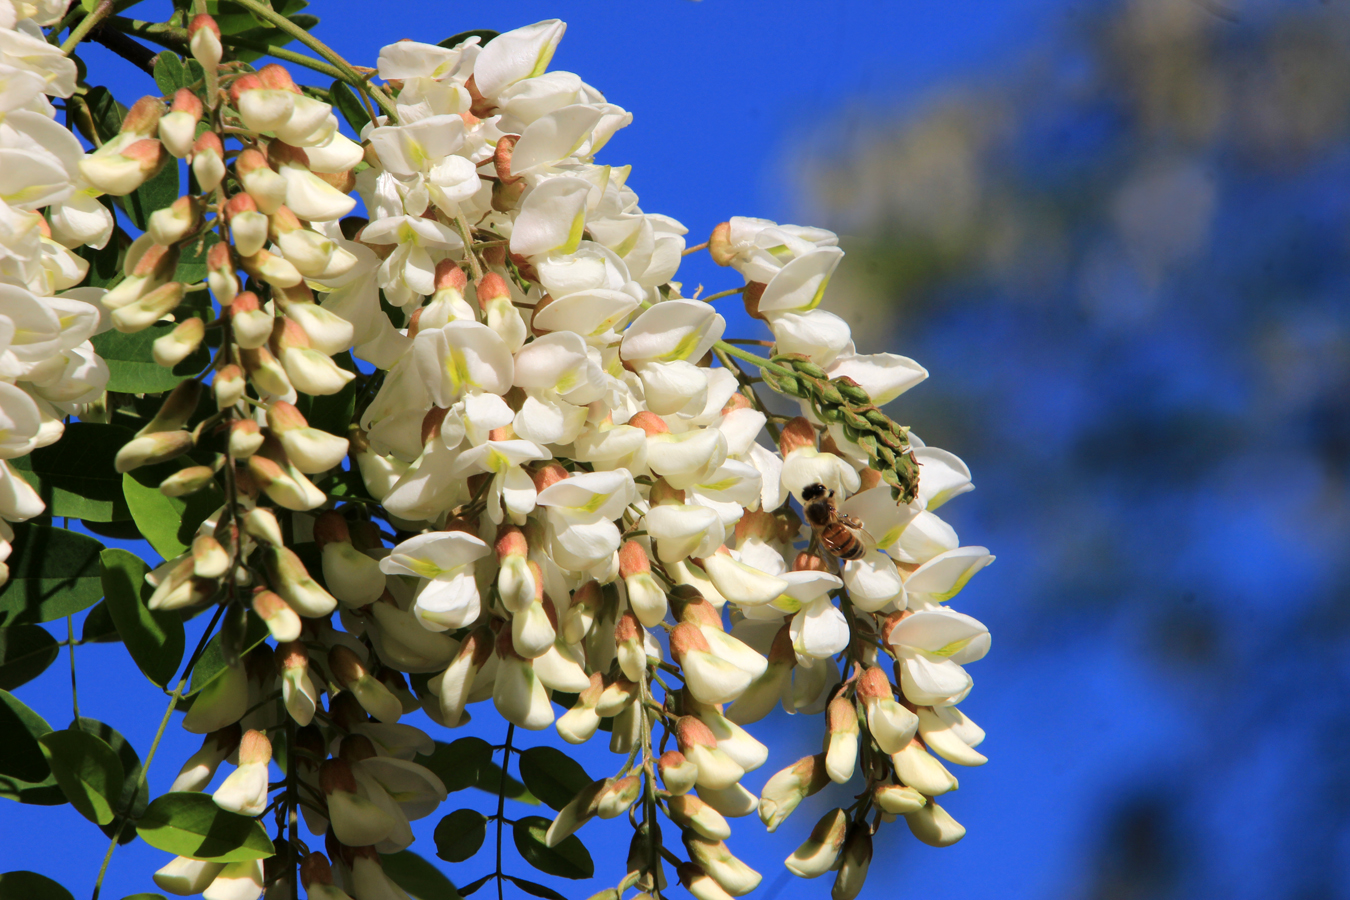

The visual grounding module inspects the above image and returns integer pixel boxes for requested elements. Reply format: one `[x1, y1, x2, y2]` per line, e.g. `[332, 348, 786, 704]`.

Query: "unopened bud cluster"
[4, 9, 994, 899]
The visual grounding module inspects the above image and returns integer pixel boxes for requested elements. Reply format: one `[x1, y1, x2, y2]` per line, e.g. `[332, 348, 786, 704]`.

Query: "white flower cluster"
[5, 9, 996, 899]
[0, 2, 115, 580]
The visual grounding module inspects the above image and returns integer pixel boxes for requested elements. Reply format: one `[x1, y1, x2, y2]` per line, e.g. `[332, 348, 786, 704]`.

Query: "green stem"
[713, 343, 782, 444]
[67, 615, 80, 728]
[714, 340, 794, 378]
[225, 0, 398, 119]
[112, 18, 348, 83]
[698, 286, 744, 303]
[89, 603, 228, 900]
[61, 0, 113, 55]
[495, 723, 515, 900]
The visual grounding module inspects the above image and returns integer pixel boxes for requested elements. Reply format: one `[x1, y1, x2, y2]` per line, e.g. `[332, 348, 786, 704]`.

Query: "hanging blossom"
[3, 10, 994, 900]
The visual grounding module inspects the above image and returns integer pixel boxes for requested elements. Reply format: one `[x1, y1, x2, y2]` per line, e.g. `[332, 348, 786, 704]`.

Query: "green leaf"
[123, 464, 224, 562]
[417, 738, 492, 793]
[0, 689, 63, 804]
[511, 816, 594, 880]
[437, 29, 497, 49]
[173, 231, 220, 284]
[152, 51, 187, 94]
[378, 851, 460, 900]
[433, 809, 487, 863]
[0, 871, 74, 900]
[118, 156, 180, 232]
[83, 86, 126, 143]
[329, 80, 371, 134]
[0, 525, 104, 626]
[38, 729, 124, 825]
[504, 876, 567, 900]
[187, 611, 268, 696]
[100, 549, 185, 689]
[80, 601, 121, 643]
[477, 761, 536, 804]
[455, 874, 491, 897]
[0, 625, 58, 690]
[136, 792, 274, 862]
[94, 319, 209, 394]
[75, 717, 149, 844]
[9, 423, 133, 522]
[516, 747, 592, 812]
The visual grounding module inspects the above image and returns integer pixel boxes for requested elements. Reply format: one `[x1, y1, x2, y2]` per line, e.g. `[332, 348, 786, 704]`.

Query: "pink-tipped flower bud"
[778, 416, 817, 457]
[214, 364, 245, 410]
[235, 148, 288, 214]
[708, 222, 734, 266]
[159, 89, 203, 157]
[151, 316, 204, 368]
[188, 14, 223, 70]
[190, 131, 226, 192]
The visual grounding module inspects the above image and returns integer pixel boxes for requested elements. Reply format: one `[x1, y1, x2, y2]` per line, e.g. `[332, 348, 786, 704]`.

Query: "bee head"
[801, 483, 829, 502]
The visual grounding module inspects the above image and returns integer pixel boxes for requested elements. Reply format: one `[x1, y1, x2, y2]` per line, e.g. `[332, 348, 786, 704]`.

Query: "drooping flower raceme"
[1, 11, 993, 900]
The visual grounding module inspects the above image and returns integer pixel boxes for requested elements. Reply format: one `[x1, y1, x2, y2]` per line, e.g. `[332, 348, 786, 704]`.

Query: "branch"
[89, 22, 158, 75]
[60, 0, 113, 55]
[111, 17, 347, 83]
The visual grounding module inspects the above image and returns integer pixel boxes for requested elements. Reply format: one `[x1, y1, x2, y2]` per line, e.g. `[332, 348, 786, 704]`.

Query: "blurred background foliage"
[779, 0, 1350, 896]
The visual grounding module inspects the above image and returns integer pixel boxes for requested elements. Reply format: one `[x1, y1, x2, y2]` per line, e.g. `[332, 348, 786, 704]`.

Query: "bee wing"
[837, 514, 877, 549]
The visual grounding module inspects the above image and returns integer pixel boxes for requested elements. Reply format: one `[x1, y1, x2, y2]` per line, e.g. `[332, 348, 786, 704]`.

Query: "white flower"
[380, 531, 491, 631]
[886, 608, 991, 707]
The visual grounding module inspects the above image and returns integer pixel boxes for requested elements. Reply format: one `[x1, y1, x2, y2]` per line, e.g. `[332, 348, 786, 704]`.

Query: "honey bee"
[801, 483, 870, 561]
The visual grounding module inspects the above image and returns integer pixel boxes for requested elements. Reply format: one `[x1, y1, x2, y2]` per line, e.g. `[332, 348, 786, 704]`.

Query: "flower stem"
[61, 0, 113, 55]
[495, 722, 515, 900]
[112, 17, 348, 82]
[67, 614, 80, 728]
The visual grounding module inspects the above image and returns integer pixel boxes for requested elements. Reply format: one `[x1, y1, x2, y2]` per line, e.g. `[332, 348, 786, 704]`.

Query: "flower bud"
[274, 319, 355, 395]
[891, 738, 958, 796]
[512, 587, 556, 660]
[203, 858, 263, 900]
[328, 644, 402, 724]
[874, 783, 925, 815]
[170, 725, 240, 793]
[248, 445, 326, 510]
[683, 835, 762, 897]
[155, 857, 226, 895]
[830, 826, 872, 900]
[230, 73, 295, 135]
[757, 753, 829, 832]
[708, 222, 734, 266]
[191, 131, 226, 192]
[227, 292, 272, 350]
[266, 544, 338, 617]
[114, 430, 193, 473]
[80, 138, 168, 196]
[492, 629, 554, 731]
[670, 622, 752, 705]
[666, 792, 730, 841]
[543, 778, 605, 847]
[785, 808, 848, 879]
[239, 346, 292, 397]
[225, 193, 269, 258]
[160, 464, 216, 499]
[270, 142, 357, 222]
[855, 666, 918, 755]
[214, 364, 246, 410]
[112, 280, 185, 333]
[614, 610, 646, 682]
[905, 798, 966, 847]
[319, 758, 398, 847]
[824, 695, 860, 783]
[188, 14, 223, 71]
[244, 507, 284, 546]
[202, 238, 237, 305]
[675, 716, 743, 791]
[275, 641, 318, 726]
[191, 534, 229, 579]
[267, 402, 349, 473]
[725, 623, 794, 726]
[556, 672, 604, 745]
[596, 774, 640, 819]
[275, 288, 355, 354]
[619, 540, 667, 627]
[148, 196, 200, 248]
[228, 419, 264, 459]
[427, 626, 493, 727]
[252, 589, 301, 642]
[235, 148, 288, 214]
[158, 89, 203, 158]
[678, 864, 735, 900]
[915, 706, 988, 767]
[212, 729, 271, 816]
[658, 749, 699, 795]
[152, 316, 204, 367]
[562, 579, 601, 645]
